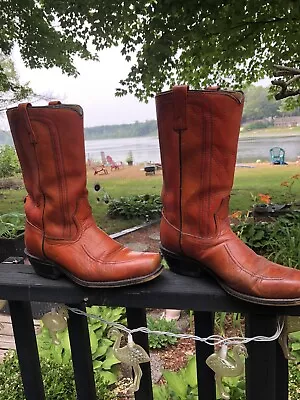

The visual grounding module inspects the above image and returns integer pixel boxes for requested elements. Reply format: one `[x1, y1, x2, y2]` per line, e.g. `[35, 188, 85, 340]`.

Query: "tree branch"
[271, 65, 300, 100]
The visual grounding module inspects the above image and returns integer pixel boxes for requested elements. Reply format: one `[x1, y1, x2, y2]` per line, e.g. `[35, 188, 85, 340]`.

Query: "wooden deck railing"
[0, 257, 299, 400]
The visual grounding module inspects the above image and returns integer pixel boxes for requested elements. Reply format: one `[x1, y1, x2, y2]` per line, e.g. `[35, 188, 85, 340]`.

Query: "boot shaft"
[7, 103, 89, 240]
[156, 86, 244, 238]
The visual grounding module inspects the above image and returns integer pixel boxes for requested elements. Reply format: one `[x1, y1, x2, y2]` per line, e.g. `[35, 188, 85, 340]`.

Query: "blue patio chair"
[269, 147, 286, 165]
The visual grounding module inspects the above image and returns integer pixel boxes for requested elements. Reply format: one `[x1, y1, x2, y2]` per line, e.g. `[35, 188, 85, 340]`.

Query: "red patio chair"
[106, 155, 121, 171]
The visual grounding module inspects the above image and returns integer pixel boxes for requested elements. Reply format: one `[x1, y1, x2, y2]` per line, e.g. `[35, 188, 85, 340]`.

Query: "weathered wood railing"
[0, 257, 299, 400]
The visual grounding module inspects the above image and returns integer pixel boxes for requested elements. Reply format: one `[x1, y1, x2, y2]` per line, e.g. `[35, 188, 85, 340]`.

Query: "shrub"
[147, 316, 178, 349]
[153, 356, 246, 400]
[0, 212, 25, 238]
[289, 361, 300, 400]
[231, 213, 300, 269]
[244, 120, 272, 131]
[0, 145, 20, 178]
[0, 351, 113, 400]
[107, 194, 162, 220]
[153, 356, 197, 400]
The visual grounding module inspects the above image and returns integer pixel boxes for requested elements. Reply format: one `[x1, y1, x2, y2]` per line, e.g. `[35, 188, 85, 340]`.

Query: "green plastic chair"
[269, 147, 286, 165]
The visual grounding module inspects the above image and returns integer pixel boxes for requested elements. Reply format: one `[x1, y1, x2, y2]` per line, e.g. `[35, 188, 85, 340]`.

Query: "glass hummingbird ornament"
[108, 328, 150, 393]
[278, 316, 300, 360]
[0, 300, 7, 330]
[206, 344, 248, 400]
[41, 306, 68, 344]
[0, 299, 7, 310]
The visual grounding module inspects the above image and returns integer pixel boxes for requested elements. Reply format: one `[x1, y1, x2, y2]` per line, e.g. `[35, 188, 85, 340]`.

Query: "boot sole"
[25, 249, 164, 288]
[161, 246, 300, 306]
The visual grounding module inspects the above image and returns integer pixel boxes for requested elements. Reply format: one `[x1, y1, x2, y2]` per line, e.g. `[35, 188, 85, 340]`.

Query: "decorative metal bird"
[206, 344, 248, 400]
[278, 316, 300, 360]
[108, 328, 150, 393]
[41, 306, 68, 344]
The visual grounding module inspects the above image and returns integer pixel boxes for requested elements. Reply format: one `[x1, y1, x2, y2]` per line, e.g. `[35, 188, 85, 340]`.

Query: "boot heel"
[161, 247, 207, 278]
[27, 254, 62, 280]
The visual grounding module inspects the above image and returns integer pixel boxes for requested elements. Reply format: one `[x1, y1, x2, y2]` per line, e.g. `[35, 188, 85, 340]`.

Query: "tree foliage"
[1, 1, 299, 101]
[0, 54, 32, 111]
[0, 145, 21, 178]
[243, 86, 280, 122]
[85, 120, 157, 139]
[243, 85, 300, 122]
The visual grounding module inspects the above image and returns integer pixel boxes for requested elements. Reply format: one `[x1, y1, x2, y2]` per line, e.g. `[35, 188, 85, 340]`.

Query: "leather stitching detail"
[162, 211, 220, 240]
[224, 245, 284, 281]
[82, 244, 135, 264]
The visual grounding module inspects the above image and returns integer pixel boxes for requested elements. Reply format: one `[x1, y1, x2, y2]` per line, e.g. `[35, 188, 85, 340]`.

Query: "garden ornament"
[156, 85, 300, 305]
[108, 328, 150, 393]
[0, 299, 7, 330]
[94, 183, 111, 204]
[6, 102, 162, 287]
[41, 306, 68, 345]
[0, 299, 7, 310]
[206, 344, 248, 400]
[278, 316, 300, 359]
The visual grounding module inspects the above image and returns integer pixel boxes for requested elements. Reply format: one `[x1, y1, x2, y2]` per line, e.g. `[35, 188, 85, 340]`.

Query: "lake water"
[85, 136, 161, 164]
[85, 134, 300, 164]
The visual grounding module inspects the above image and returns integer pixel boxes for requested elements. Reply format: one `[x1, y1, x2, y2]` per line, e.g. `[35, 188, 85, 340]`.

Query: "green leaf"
[291, 342, 300, 351]
[89, 327, 99, 354]
[92, 360, 103, 370]
[98, 370, 117, 385]
[163, 370, 187, 399]
[92, 344, 110, 360]
[101, 355, 120, 370]
[153, 384, 170, 400]
[185, 356, 197, 388]
[289, 331, 300, 341]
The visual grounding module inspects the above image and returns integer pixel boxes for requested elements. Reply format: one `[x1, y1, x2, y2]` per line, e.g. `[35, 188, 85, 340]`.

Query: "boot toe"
[107, 248, 162, 281]
[255, 263, 300, 300]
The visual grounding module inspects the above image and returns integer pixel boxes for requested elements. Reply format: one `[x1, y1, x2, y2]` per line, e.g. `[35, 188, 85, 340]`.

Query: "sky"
[12, 47, 156, 128]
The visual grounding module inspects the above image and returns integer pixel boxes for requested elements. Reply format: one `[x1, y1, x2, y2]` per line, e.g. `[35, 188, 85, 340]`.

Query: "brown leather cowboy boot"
[7, 102, 162, 287]
[156, 85, 300, 305]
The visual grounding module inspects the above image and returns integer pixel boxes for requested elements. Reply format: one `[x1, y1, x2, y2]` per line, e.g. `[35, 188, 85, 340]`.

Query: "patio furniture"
[93, 164, 108, 175]
[144, 165, 156, 175]
[100, 151, 107, 166]
[270, 147, 287, 165]
[106, 155, 122, 171]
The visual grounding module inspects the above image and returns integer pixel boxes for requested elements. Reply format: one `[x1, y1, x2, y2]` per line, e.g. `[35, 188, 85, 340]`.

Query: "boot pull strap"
[18, 103, 37, 144]
[48, 101, 61, 105]
[173, 85, 188, 132]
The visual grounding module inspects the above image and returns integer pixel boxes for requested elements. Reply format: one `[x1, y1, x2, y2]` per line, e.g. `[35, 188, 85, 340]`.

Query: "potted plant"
[126, 151, 133, 166]
[252, 175, 300, 221]
[0, 212, 25, 262]
[0, 212, 59, 318]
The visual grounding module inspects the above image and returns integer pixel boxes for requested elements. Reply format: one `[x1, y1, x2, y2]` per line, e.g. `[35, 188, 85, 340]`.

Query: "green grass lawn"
[230, 165, 300, 212]
[0, 164, 299, 233]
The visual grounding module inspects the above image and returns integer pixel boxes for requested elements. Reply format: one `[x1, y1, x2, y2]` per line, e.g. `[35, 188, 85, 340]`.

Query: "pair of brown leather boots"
[7, 86, 300, 306]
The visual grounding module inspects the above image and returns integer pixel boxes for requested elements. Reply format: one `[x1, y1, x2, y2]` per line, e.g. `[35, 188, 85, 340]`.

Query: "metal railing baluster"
[67, 303, 97, 400]
[194, 311, 216, 400]
[9, 300, 45, 400]
[246, 314, 278, 400]
[275, 338, 288, 400]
